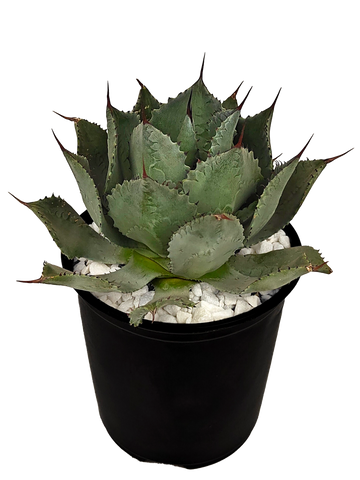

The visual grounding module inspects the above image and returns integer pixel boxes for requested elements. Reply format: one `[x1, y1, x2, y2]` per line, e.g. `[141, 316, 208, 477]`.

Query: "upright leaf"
[191, 77, 222, 160]
[235, 92, 280, 180]
[183, 147, 262, 214]
[106, 94, 139, 192]
[245, 159, 328, 245]
[245, 157, 299, 244]
[209, 110, 240, 155]
[130, 122, 189, 183]
[151, 89, 191, 142]
[133, 79, 161, 121]
[176, 113, 197, 168]
[75, 119, 108, 196]
[53, 135, 135, 246]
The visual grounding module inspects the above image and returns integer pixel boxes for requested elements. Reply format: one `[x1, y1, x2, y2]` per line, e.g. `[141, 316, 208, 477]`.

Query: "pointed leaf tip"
[136, 78, 144, 88]
[231, 82, 243, 100]
[104, 77, 112, 109]
[234, 122, 246, 148]
[197, 49, 209, 82]
[296, 134, 314, 160]
[271, 88, 282, 109]
[53, 111, 80, 123]
[237, 86, 252, 111]
[52, 130, 66, 152]
[324, 145, 357, 165]
[9, 192, 28, 207]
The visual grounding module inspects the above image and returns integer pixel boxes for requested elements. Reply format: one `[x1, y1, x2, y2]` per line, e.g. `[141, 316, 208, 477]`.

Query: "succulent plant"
[13, 59, 350, 326]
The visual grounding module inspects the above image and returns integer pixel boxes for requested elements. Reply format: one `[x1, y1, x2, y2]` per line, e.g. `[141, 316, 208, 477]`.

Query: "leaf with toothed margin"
[151, 89, 191, 142]
[107, 178, 197, 257]
[245, 157, 300, 244]
[245, 158, 331, 246]
[134, 76, 160, 121]
[235, 91, 280, 181]
[177, 113, 197, 168]
[151, 89, 198, 167]
[12, 194, 133, 264]
[209, 110, 240, 155]
[74, 119, 109, 196]
[54, 135, 137, 246]
[54, 113, 109, 200]
[199, 246, 332, 294]
[168, 214, 244, 279]
[97, 251, 174, 292]
[235, 85, 284, 179]
[129, 278, 196, 326]
[129, 122, 189, 184]
[183, 147, 262, 215]
[21, 251, 174, 294]
[20, 262, 124, 293]
[232, 246, 332, 293]
[190, 76, 222, 160]
[106, 94, 139, 192]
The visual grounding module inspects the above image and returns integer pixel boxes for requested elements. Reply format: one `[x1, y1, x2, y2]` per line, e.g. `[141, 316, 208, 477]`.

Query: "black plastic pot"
[62, 223, 301, 469]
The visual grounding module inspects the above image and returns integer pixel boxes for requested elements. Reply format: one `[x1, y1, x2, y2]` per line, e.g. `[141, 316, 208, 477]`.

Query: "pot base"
[75, 284, 301, 473]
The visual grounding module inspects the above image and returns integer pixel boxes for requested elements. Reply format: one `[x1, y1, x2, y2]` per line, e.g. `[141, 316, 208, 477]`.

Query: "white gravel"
[73, 228, 290, 324]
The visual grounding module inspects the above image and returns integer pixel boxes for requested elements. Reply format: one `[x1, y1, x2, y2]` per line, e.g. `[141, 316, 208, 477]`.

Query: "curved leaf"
[168, 214, 244, 278]
[245, 157, 299, 244]
[130, 123, 188, 183]
[177, 113, 197, 168]
[246, 159, 327, 245]
[235, 94, 279, 180]
[209, 110, 240, 155]
[14, 194, 132, 264]
[106, 100, 139, 192]
[191, 77, 222, 160]
[129, 278, 195, 326]
[151, 89, 191, 142]
[75, 119, 108, 196]
[183, 147, 262, 214]
[201, 246, 332, 294]
[107, 178, 197, 257]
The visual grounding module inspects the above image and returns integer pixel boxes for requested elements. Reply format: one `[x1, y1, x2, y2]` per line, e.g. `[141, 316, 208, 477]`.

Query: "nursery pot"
[62, 222, 301, 469]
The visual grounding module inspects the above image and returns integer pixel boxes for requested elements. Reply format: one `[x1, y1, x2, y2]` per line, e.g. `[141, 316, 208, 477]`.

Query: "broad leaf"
[191, 77, 222, 160]
[102, 251, 174, 292]
[105, 101, 139, 192]
[168, 214, 244, 278]
[231, 246, 332, 293]
[56, 139, 136, 246]
[151, 89, 191, 142]
[75, 119, 108, 196]
[199, 262, 254, 294]
[107, 178, 197, 257]
[200, 246, 331, 294]
[245, 157, 299, 244]
[183, 147, 262, 214]
[130, 122, 189, 184]
[177, 113, 197, 168]
[16, 194, 132, 264]
[235, 94, 279, 180]
[246, 159, 327, 245]
[133, 80, 161, 121]
[209, 110, 240, 155]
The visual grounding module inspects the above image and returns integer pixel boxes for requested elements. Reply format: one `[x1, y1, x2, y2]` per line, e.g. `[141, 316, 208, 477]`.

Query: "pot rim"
[62, 222, 301, 341]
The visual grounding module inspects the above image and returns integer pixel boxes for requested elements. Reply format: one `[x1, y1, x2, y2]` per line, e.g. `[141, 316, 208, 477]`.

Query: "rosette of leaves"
[14, 59, 350, 326]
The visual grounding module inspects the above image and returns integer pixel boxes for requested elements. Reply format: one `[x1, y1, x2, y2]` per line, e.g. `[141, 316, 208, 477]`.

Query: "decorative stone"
[77, 228, 291, 325]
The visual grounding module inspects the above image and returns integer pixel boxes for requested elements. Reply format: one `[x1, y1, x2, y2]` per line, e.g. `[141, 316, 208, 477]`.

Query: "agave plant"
[13, 60, 349, 326]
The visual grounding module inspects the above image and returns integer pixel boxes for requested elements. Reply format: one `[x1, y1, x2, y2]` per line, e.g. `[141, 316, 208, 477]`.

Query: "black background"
[2, 38, 359, 478]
